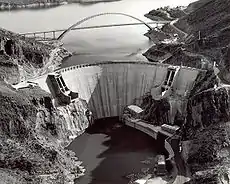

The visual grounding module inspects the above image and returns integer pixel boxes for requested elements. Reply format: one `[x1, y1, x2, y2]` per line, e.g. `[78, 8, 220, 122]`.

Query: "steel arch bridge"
[57, 12, 153, 40]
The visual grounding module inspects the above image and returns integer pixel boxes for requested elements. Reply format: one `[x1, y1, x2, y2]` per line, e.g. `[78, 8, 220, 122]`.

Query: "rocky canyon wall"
[0, 0, 68, 11]
[180, 70, 230, 184]
[0, 28, 90, 184]
[143, 1, 230, 182]
[0, 80, 90, 183]
[0, 28, 71, 84]
[0, 0, 120, 11]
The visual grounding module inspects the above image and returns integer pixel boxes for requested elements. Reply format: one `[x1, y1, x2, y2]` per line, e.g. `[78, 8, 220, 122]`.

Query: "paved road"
[170, 19, 188, 38]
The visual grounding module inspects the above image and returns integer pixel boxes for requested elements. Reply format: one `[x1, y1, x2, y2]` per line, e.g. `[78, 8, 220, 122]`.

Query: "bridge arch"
[57, 12, 153, 40]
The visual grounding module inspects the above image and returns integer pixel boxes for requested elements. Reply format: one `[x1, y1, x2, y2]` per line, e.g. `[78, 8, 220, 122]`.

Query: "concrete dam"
[32, 61, 202, 121]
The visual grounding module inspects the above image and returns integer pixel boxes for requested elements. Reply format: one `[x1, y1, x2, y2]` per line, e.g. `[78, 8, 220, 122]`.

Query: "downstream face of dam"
[33, 61, 201, 120]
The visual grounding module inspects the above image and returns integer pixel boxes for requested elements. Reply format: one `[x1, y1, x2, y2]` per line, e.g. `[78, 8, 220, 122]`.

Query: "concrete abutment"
[32, 61, 202, 121]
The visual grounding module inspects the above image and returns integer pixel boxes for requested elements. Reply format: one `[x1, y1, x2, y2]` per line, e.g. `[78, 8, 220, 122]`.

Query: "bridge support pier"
[53, 31, 56, 39]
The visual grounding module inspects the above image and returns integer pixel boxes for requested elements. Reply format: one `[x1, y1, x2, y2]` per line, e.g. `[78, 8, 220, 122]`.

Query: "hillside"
[144, 0, 230, 84]
[0, 28, 71, 83]
[0, 28, 91, 183]
[175, 0, 230, 83]
[0, 0, 120, 10]
[144, 0, 230, 183]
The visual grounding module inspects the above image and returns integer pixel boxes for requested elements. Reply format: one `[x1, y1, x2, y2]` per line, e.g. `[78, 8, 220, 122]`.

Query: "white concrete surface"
[146, 177, 167, 184]
[172, 175, 190, 184]
[30, 62, 201, 119]
[124, 118, 160, 139]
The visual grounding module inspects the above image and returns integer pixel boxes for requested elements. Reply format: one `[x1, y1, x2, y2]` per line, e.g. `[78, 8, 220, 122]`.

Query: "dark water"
[67, 117, 164, 184]
[0, 2, 195, 182]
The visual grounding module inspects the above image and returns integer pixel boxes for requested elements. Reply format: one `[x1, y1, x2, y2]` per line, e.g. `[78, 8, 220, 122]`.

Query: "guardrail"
[57, 60, 204, 74]
[19, 21, 170, 41]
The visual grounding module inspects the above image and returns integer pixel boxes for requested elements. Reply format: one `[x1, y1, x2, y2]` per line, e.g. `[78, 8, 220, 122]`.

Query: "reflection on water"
[0, 0, 197, 65]
[60, 24, 154, 66]
[67, 117, 164, 184]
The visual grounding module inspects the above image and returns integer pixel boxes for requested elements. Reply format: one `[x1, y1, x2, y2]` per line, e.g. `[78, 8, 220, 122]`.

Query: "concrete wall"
[33, 62, 201, 119]
[174, 68, 200, 96]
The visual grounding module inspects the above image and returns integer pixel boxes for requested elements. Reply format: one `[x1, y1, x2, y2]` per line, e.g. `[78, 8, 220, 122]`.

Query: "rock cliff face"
[0, 28, 90, 183]
[0, 80, 90, 183]
[134, 93, 171, 125]
[145, 6, 186, 21]
[130, 69, 219, 127]
[183, 121, 230, 184]
[181, 78, 230, 183]
[0, 28, 71, 84]
[127, 61, 230, 183]
[144, 0, 230, 84]
[0, 0, 120, 10]
[185, 87, 230, 139]
[0, 0, 67, 10]
[141, 1, 230, 183]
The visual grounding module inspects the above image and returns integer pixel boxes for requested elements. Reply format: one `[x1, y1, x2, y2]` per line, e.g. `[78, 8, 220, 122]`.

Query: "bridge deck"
[19, 20, 170, 41]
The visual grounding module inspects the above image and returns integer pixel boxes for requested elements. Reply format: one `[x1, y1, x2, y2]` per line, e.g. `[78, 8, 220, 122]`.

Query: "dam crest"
[32, 61, 203, 123]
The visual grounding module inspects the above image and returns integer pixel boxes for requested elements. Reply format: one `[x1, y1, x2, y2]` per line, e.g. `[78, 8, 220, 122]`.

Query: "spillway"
[33, 61, 201, 120]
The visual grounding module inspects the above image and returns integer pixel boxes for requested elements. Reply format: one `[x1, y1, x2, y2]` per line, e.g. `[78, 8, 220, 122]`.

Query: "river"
[0, 1, 195, 183]
[0, 0, 196, 66]
[67, 117, 165, 184]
